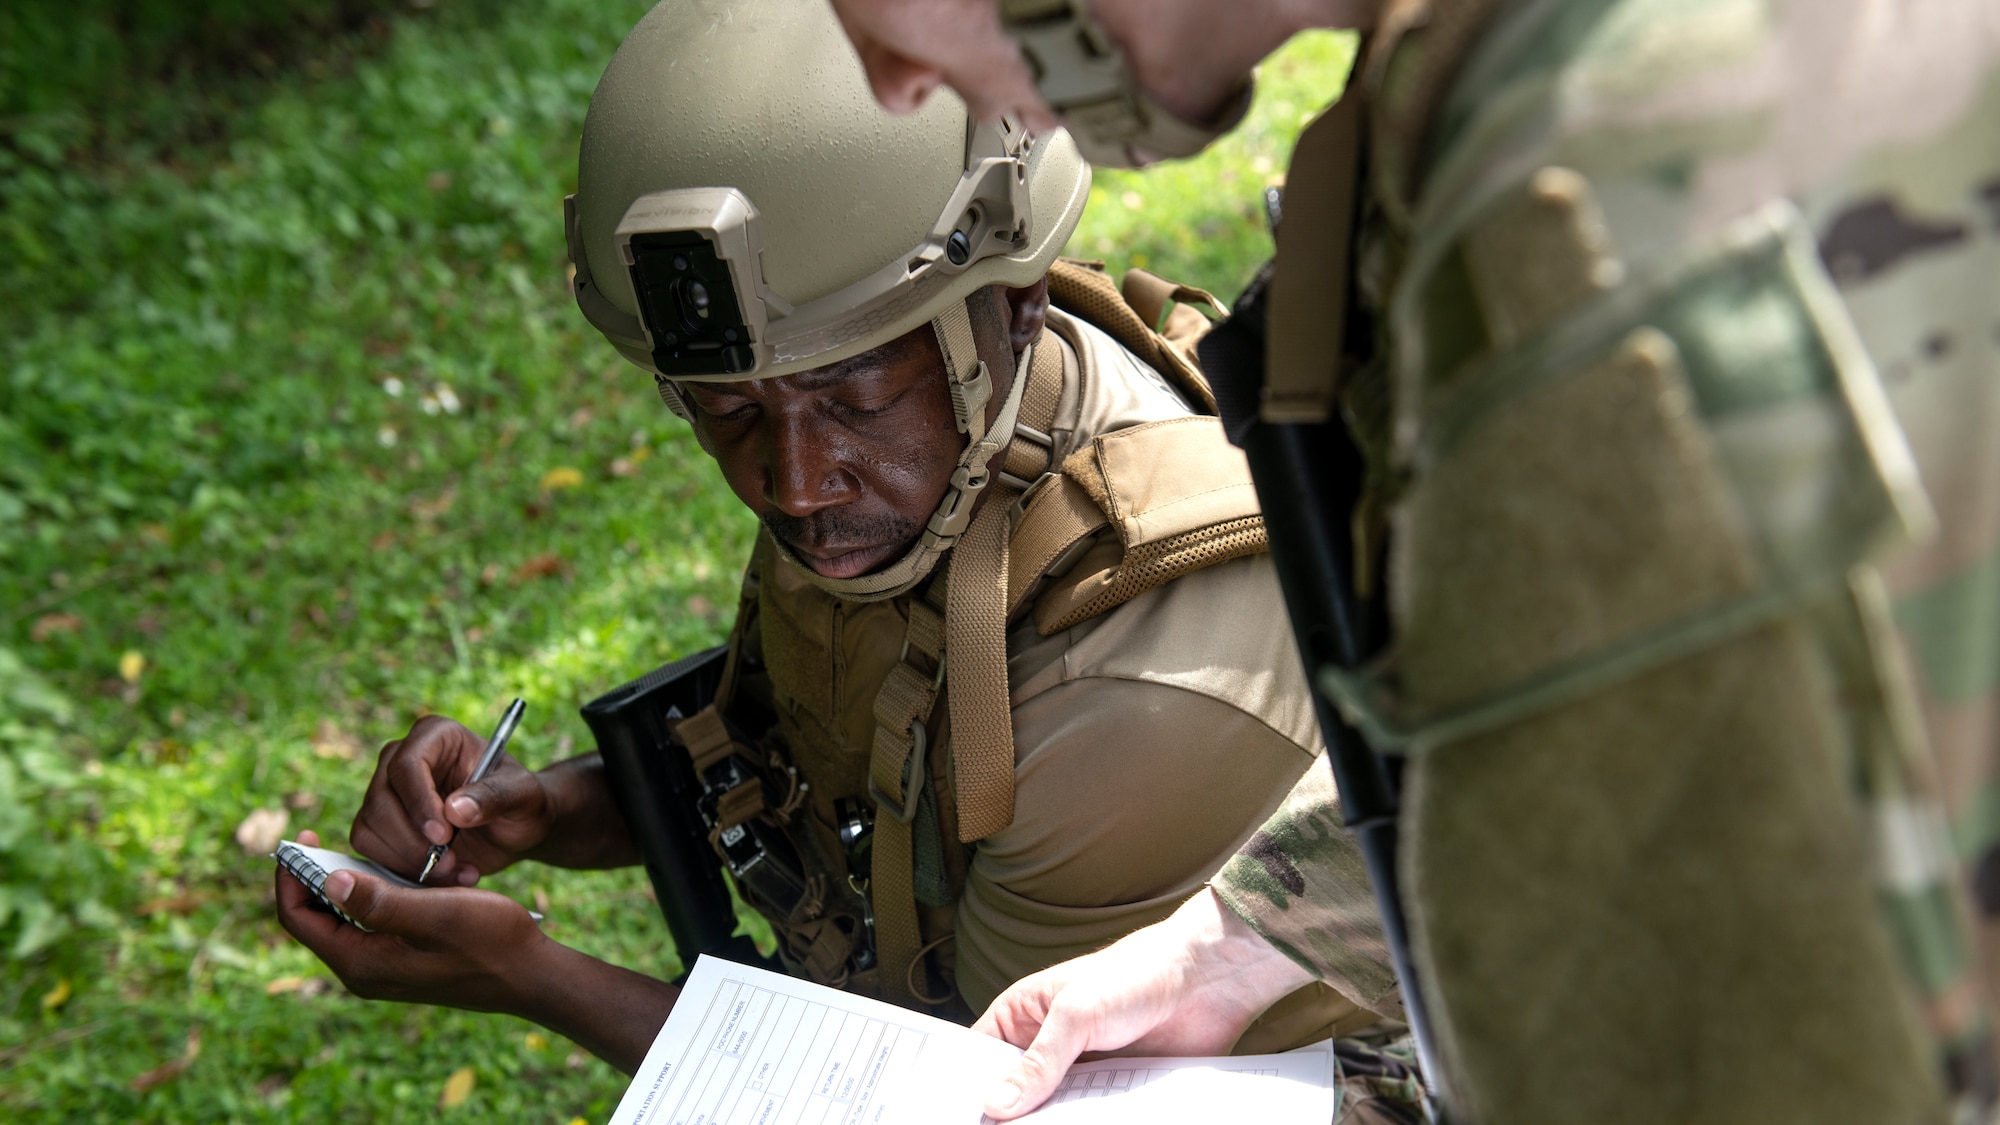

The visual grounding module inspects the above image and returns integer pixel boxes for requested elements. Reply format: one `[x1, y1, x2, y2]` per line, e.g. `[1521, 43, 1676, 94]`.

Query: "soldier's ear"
[1002, 279, 1049, 353]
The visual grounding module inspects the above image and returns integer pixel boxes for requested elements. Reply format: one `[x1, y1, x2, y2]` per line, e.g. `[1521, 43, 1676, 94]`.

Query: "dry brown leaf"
[30, 613, 83, 642]
[284, 791, 323, 813]
[131, 1026, 202, 1093]
[686, 595, 714, 618]
[409, 486, 458, 520]
[256, 1073, 291, 1099]
[608, 456, 639, 478]
[511, 553, 568, 584]
[439, 1066, 476, 1109]
[533, 887, 551, 916]
[311, 719, 362, 761]
[234, 808, 289, 855]
[369, 530, 397, 551]
[265, 976, 332, 998]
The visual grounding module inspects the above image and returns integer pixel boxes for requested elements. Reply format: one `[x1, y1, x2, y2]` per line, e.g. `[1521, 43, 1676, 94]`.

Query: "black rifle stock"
[1202, 265, 1448, 1115]
[579, 645, 775, 976]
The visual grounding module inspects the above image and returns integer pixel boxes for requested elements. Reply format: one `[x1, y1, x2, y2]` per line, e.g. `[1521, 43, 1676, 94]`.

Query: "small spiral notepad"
[274, 839, 546, 930]
[273, 840, 426, 931]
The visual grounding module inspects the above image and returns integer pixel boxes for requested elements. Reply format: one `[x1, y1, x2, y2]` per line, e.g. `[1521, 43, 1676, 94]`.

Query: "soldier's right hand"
[349, 713, 556, 886]
[974, 887, 1315, 1119]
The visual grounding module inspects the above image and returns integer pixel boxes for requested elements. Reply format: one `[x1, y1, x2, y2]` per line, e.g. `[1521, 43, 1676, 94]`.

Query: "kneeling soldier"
[277, 0, 1396, 1073]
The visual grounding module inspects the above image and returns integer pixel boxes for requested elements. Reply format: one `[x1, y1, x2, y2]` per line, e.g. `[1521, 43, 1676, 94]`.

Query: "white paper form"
[607, 956, 1017, 1125]
[1019, 1041, 1335, 1125]
[608, 956, 1337, 1125]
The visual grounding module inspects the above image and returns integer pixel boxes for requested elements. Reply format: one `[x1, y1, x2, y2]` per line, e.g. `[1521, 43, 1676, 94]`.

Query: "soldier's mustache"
[761, 508, 922, 555]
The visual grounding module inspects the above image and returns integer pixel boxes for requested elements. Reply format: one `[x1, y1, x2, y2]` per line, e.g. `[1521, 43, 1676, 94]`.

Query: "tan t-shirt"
[955, 551, 1324, 1009]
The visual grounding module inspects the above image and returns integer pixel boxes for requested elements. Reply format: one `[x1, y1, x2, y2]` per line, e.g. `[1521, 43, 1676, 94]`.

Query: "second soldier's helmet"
[566, 0, 1089, 599]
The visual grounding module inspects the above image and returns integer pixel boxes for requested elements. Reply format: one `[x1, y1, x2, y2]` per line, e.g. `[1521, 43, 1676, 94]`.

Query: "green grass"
[1065, 29, 1357, 302]
[0, 8, 1351, 1120]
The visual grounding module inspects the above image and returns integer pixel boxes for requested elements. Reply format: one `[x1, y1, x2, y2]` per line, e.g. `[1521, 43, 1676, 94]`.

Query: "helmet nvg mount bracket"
[579, 116, 1039, 383]
[615, 188, 771, 378]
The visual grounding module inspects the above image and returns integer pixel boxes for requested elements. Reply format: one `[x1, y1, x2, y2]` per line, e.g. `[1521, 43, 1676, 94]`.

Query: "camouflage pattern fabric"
[1333, 1035, 1427, 1125]
[1215, 758, 1404, 1020]
[1213, 0, 2000, 1119]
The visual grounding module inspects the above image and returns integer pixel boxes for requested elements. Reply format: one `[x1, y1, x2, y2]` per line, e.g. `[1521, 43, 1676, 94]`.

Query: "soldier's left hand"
[275, 828, 550, 1013]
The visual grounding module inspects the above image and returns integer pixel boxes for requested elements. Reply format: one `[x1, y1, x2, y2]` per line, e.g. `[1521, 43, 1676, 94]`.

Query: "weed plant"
[0, 2, 1349, 1118]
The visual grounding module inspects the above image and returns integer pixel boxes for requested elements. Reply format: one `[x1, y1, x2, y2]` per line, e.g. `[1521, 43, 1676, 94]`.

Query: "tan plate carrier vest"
[667, 259, 1267, 1011]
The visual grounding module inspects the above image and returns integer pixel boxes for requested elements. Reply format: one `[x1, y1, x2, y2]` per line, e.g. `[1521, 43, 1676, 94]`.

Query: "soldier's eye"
[690, 394, 754, 421]
[837, 399, 896, 419]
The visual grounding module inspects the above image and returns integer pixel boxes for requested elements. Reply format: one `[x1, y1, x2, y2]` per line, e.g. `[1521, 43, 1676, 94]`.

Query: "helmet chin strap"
[768, 298, 1031, 602]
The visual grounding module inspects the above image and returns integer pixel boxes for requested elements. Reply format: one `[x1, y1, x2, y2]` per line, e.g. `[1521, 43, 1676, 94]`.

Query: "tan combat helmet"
[566, 0, 1090, 600]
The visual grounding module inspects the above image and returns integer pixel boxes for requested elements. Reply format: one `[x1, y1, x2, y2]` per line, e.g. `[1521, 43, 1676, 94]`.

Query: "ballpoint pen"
[419, 697, 527, 884]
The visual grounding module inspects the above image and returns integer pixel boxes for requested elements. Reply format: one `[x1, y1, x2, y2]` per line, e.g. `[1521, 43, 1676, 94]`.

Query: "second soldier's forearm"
[1088, 0, 1380, 129]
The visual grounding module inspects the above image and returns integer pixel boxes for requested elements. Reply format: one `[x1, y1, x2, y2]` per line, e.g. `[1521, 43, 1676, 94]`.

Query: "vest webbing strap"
[946, 495, 1018, 843]
[1006, 475, 1108, 619]
[864, 334, 1065, 1006]
[951, 336, 1066, 844]
[679, 707, 737, 774]
[1264, 88, 1362, 424]
[866, 575, 948, 1008]
[1001, 356, 1064, 485]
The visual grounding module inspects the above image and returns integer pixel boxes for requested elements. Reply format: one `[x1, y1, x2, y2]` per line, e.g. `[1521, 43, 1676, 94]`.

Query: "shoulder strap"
[1120, 266, 1229, 364]
[1011, 415, 1269, 634]
[1046, 257, 1222, 413]
[863, 335, 1067, 1007]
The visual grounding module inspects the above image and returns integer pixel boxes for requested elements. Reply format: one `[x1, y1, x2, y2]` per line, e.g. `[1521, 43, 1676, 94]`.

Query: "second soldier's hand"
[972, 887, 1315, 1120]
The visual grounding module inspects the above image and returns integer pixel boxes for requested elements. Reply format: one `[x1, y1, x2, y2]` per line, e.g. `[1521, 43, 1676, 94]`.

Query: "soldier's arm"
[275, 829, 674, 1074]
[973, 760, 1397, 1119]
[1208, 758, 1404, 1016]
[831, 0, 1378, 161]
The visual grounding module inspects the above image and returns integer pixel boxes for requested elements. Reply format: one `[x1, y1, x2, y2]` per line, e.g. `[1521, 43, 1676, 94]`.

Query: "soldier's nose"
[764, 425, 858, 518]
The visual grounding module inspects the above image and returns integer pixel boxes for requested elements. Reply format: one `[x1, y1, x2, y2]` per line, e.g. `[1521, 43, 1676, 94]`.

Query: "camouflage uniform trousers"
[1333, 1033, 1427, 1125]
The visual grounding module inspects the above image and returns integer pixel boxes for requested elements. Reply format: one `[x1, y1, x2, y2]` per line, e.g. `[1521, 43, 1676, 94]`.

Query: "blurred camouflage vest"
[1274, 0, 2000, 1121]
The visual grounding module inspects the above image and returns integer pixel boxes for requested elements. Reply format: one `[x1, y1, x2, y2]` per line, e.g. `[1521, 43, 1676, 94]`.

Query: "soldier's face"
[681, 282, 1046, 580]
